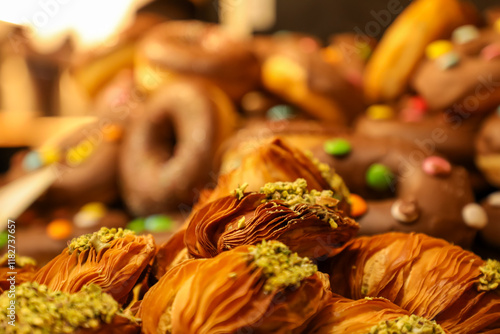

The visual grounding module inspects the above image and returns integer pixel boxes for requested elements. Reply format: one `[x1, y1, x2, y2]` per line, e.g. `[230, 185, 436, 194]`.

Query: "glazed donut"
[364, 0, 477, 102]
[120, 79, 238, 216]
[323, 232, 500, 333]
[411, 24, 500, 113]
[476, 111, 500, 187]
[135, 20, 260, 101]
[256, 32, 365, 124]
[309, 135, 480, 247]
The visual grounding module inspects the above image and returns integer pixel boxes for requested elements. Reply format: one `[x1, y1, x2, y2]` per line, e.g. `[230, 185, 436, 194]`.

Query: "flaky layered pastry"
[303, 295, 449, 334]
[139, 240, 331, 334]
[324, 232, 500, 333]
[33, 227, 155, 304]
[0, 282, 140, 334]
[185, 179, 359, 260]
[0, 254, 37, 294]
[200, 137, 351, 214]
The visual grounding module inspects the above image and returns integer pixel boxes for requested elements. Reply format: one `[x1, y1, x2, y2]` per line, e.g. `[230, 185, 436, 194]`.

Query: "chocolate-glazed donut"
[120, 79, 238, 216]
[309, 135, 479, 247]
[135, 20, 260, 101]
[476, 111, 500, 187]
[411, 25, 500, 113]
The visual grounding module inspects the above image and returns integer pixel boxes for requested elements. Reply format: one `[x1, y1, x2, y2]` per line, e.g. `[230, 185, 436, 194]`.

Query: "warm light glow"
[0, 0, 152, 53]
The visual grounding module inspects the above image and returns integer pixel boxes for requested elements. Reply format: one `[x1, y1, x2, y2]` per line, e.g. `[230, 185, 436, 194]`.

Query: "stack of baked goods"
[1, 0, 500, 332]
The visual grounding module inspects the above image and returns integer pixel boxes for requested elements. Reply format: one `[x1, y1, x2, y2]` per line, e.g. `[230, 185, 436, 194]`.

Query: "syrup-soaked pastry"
[185, 179, 358, 261]
[0, 254, 37, 294]
[135, 20, 260, 101]
[309, 135, 480, 247]
[33, 227, 155, 305]
[256, 32, 366, 124]
[364, 0, 477, 102]
[476, 111, 500, 187]
[119, 78, 238, 216]
[0, 282, 141, 334]
[139, 240, 331, 334]
[411, 24, 500, 112]
[302, 295, 449, 334]
[323, 232, 500, 334]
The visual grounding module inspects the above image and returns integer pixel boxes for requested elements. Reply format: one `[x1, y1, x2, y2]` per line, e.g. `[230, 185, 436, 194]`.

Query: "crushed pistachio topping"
[259, 179, 339, 209]
[248, 240, 317, 293]
[0, 282, 127, 333]
[68, 227, 135, 254]
[369, 315, 445, 334]
[232, 183, 249, 200]
[478, 259, 500, 291]
[237, 216, 246, 229]
[305, 151, 351, 201]
[0, 254, 36, 268]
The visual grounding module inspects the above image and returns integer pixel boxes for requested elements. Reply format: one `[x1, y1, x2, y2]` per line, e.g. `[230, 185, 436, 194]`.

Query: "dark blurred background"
[145, 0, 499, 42]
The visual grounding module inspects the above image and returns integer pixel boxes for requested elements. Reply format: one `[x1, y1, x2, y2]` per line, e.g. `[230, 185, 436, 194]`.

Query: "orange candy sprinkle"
[46, 219, 73, 240]
[349, 194, 368, 218]
[103, 124, 123, 142]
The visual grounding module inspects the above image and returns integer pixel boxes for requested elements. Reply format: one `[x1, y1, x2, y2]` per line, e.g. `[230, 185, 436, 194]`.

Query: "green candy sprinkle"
[126, 218, 146, 233]
[324, 138, 352, 156]
[144, 215, 173, 232]
[266, 105, 295, 121]
[366, 163, 395, 191]
[0, 231, 7, 248]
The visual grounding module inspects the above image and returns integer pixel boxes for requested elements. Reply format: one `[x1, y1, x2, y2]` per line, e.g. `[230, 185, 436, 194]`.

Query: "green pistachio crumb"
[232, 183, 249, 200]
[259, 179, 338, 208]
[0, 254, 36, 268]
[369, 314, 445, 334]
[0, 282, 131, 333]
[478, 259, 500, 291]
[237, 217, 246, 229]
[228, 272, 237, 279]
[305, 151, 351, 201]
[248, 240, 317, 293]
[68, 227, 135, 255]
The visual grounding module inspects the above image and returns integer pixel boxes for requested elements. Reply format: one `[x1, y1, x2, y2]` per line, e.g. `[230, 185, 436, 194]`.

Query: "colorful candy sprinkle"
[436, 51, 460, 70]
[481, 43, 500, 61]
[0, 230, 8, 248]
[349, 194, 367, 218]
[409, 96, 428, 112]
[366, 104, 394, 120]
[22, 151, 42, 171]
[422, 156, 451, 176]
[74, 202, 107, 228]
[126, 218, 146, 233]
[366, 163, 395, 191]
[144, 215, 173, 232]
[103, 124, 123, 142]
[66, 148, 84, 167]
[324, 138, 352, 157]
[462, 203, 488, 229]
[75, 140, 94, 159]
[267, 105, 295, 121]
[452, 25, 480, 44]
[39, 147, 61, 165]
[46, 219, 73, 240]
[391, 199, 420, 224]
[425, 40, 454, 60]
[495, 18, 500, 34]
[487, 191, 500, 207]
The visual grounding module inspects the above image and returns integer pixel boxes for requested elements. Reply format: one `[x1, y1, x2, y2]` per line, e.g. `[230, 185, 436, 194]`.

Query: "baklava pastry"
[139, 240, 331, 334]
[0, 254, 37, 293]
[202, 137, 351, 214]
[304, 295, 449, 334]
[151, 228, 190, 281]
[324, 232, 500, 333]
[0, 282, 140, 333]
[185, 179, 359, 260]
[34, 227, 155, 304]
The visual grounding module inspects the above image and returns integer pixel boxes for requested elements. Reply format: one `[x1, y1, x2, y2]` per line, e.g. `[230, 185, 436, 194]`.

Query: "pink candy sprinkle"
[409, 96, 428, 112]
[422, 156, 451, 176]
[481, 43, 500, 61]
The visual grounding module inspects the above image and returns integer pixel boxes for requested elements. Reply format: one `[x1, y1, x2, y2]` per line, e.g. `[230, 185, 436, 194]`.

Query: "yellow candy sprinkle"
[80, 202, 107, 217]
[103, 124, 123, 142]
[47, 219, 73, 240]
[76, 140, 94, 158]
[39, 147, 61, 165]
[366, 104, 394, 120]
[495, 18, 500, 34]
[425, 40, 454, 60]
